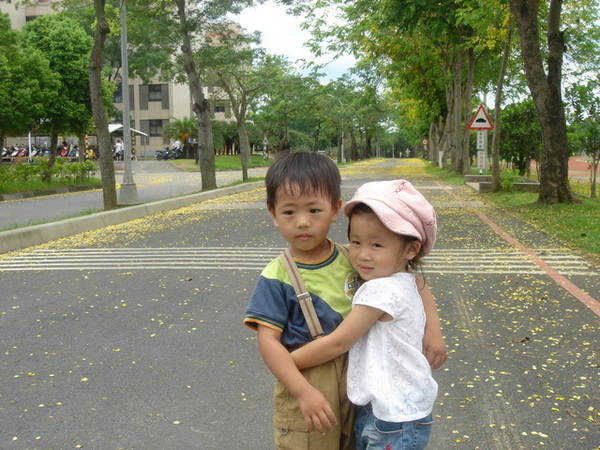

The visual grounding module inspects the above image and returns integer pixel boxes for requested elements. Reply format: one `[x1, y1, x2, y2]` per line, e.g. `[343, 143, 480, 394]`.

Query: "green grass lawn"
[169, 154, 271, 171]
[481, 191, 600, 257]
[425, 162, 600, 261]
[0, 177, 101, 195]
[0, 155, 267, 193]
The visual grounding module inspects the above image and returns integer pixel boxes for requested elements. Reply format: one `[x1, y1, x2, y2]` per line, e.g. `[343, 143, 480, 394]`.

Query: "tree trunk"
[429, 120, 440, 164]
[461, 48, 475, 175]
[491, 29, 512, 192]
[510, 0, 578, 204]
[223, 83, 250, 181]
[365, 133, 372, 159]
[313, 123, 321, 153]
[89, 0, 117, 210]
[237, 119, 251, 181]
[441, 97, 454, 170]
[42, 132, 58, 184]
[452, 52, 463, 173]
[176, 0, 216, 191]
[591, 157, 598, 198]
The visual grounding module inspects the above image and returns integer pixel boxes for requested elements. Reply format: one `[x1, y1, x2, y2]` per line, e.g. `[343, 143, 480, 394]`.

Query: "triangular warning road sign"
[468, 104, 494, 130]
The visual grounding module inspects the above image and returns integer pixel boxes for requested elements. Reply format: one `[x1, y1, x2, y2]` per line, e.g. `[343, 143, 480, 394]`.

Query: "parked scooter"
[2, 147, 12, 163]
[155, 146, 175, 160]
[172, 145, 185, 159]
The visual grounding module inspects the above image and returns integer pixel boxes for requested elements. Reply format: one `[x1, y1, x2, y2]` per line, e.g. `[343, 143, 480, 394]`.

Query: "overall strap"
[279, 248, 324, 339]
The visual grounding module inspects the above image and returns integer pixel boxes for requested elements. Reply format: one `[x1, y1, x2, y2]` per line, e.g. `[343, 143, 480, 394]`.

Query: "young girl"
[291, 179, 439, 449]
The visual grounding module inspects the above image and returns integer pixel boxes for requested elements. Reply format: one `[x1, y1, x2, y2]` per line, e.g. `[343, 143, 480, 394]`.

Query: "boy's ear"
[267, 206, 279, 228]
[330, 199, 343, 222]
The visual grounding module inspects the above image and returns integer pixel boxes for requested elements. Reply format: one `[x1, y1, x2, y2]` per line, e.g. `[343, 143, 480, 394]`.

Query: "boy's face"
[268, 183, 342, 261]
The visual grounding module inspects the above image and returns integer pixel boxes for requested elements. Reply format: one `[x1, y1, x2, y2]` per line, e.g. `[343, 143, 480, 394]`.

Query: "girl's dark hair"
[347, 203, 424, 273]
[265, 151, 341, 208]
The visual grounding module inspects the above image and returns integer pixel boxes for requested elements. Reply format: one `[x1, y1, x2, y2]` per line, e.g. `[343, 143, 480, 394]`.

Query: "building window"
[149, 119, 163, 137]
[148, 84, 162, 102]
[214, 105, 226, 113]
[114, 85, 122, 103]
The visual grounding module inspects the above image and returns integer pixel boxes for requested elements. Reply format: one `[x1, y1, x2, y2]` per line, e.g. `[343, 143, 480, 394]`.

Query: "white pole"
[118, 0, 139, 205]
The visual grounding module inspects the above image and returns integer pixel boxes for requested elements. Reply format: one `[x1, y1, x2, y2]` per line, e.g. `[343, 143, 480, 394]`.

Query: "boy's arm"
[256, 325, 337, 435]
[291, 305, 383, 369]
[417, 276, 447, 369]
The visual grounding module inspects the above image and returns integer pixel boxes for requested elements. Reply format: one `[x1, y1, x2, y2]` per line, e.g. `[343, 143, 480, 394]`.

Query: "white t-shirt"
[347, 272, 438, 423]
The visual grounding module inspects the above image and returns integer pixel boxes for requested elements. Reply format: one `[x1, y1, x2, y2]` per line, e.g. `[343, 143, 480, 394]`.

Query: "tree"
[304, 0, 508, 174]
[70, 0, 252, 190]
[509, 0, 578, 204]
[567, 80, 600, 198]
[253, 61, 318, 153]
[201, 29, 274, 179]
[575, 119, 600, 198]
[0, 13, 60, 143]
[490, 21, 514, 192]
[89, 0, 118, 210]
[500, 99, 542, 176]
[21, 14, 94, 182]
[162, 116, 198, 158]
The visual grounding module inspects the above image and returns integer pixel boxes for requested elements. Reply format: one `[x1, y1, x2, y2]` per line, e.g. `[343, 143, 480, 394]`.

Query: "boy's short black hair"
[265, 151, 341, 208]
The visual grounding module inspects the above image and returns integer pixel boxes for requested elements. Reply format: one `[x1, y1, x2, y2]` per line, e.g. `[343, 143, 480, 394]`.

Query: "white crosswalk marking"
[0, 247, 596, 275]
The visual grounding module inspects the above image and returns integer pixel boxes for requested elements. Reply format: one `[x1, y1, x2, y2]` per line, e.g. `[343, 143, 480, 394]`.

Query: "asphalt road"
[1, 159, 598, 449]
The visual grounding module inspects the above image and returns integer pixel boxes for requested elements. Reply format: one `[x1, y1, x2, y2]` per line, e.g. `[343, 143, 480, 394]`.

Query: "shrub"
[500, 169, 522, 192]
[13, 162, 37, 182]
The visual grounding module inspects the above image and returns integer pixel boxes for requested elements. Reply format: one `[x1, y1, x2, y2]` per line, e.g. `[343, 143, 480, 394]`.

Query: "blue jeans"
[354, 403, 433, 449]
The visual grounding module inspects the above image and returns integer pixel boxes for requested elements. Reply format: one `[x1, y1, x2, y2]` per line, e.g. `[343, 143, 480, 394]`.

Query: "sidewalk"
[0, 160, 268, 253]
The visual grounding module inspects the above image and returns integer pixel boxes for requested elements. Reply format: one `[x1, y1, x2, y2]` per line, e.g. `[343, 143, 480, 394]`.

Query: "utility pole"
[118, 0, 139, 205]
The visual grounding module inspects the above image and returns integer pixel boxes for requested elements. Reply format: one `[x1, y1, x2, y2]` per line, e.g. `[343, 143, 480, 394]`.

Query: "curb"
[0, 181, 264, 255]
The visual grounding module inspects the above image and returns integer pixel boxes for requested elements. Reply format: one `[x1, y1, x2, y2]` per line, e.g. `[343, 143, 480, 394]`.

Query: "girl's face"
[348, 210, 420, 281]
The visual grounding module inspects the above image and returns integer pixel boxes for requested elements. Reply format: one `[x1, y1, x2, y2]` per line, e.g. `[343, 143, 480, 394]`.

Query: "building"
[1, 1, 235, 156]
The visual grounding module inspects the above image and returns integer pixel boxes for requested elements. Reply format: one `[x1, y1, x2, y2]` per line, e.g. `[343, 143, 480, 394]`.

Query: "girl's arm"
[417, 276, 447, 369]
[291, 305, 384, 369]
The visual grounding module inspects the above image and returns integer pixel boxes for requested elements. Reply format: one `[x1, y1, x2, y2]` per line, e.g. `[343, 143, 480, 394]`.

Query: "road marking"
[436, 181, 600, 316]
[0, 247, 596, 276]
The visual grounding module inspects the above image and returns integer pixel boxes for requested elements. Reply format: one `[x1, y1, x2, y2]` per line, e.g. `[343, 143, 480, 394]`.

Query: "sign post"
[467, 104, 494, 174]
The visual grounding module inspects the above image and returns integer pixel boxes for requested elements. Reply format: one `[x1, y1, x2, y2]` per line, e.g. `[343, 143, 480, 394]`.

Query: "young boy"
[243, 152, 446, 449]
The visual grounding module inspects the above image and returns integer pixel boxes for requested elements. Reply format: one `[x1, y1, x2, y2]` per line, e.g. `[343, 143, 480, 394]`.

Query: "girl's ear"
[407, 240, 422, 260]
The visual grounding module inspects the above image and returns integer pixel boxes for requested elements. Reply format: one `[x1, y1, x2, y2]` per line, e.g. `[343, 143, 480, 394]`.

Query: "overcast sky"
[231, 1, 355, 82]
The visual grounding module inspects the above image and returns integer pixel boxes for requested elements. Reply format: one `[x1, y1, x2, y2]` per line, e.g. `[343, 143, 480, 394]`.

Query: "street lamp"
[118, 0, 139, 206]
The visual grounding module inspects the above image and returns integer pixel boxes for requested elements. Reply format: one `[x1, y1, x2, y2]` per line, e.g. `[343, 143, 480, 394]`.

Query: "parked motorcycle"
[156, 146, 175, 160]
[2, 147, 12, 163]
[172, 145, 185, 159]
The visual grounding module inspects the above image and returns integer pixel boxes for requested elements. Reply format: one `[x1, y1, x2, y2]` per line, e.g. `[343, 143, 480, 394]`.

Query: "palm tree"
[162, 117, 197, 158]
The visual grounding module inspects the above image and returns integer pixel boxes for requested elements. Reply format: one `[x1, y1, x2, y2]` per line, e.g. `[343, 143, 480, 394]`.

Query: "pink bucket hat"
[344, 179, 437, 256]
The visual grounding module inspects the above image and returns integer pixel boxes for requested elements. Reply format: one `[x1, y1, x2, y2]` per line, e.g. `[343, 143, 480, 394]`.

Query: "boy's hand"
[423, 334, 447, 369]
[297, 385, 338, 435]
